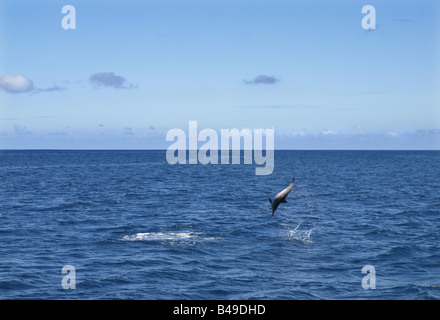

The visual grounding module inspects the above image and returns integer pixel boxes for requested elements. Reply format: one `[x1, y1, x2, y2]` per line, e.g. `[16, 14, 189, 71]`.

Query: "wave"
[121, 232, 215, 242]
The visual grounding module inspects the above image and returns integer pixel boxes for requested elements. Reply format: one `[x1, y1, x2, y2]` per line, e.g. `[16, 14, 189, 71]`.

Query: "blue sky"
[0, 0, 439, 149]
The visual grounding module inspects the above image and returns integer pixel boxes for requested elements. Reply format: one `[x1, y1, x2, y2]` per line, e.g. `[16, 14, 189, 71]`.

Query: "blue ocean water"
[0, 150, 439, 300]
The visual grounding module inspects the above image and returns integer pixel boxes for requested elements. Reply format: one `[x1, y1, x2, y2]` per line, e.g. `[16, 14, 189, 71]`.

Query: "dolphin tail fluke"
[269, 197, 272, 204]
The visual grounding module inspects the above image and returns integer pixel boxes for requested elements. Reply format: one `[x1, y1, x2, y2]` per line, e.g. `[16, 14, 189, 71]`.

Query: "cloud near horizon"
[1, 126, 439, 150]
[14, 125, 32, 135]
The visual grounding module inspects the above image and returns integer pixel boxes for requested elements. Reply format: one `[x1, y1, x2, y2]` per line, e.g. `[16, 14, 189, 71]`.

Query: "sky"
[0, 0, 439, 149]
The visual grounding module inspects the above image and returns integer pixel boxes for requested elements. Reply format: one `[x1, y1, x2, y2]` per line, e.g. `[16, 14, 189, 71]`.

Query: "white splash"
[121, 232, 216, 242]
[284, 223, 315, 243]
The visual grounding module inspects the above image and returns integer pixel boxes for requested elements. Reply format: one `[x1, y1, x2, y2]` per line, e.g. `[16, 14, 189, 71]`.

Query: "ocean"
[0, 150, 439, 299]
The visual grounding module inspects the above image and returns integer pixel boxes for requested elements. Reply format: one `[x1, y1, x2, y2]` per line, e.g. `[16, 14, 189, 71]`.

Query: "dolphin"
[269, 177, 295, 215]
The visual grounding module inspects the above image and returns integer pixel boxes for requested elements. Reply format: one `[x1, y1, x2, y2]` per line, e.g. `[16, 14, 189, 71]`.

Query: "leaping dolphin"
[269, 177, 295, 216]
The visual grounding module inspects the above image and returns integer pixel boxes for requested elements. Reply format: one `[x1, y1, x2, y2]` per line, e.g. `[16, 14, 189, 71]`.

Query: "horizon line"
[1, 149, 439, 152]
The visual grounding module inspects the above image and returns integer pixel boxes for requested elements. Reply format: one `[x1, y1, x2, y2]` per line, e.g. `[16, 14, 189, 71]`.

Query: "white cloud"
[350, 125, 366, 135]
[31, 85, 66, 94]
[0, 74, 34, 93]
[322, 129, 336, 136]
[244, 75, 279, 85]
[89, 72, 135, 89]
